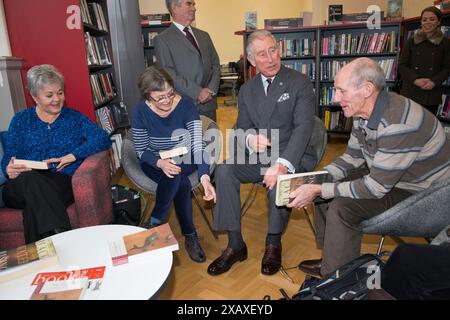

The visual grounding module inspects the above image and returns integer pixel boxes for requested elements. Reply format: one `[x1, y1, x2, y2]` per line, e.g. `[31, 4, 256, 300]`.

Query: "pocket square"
[277, 93, 290, 103]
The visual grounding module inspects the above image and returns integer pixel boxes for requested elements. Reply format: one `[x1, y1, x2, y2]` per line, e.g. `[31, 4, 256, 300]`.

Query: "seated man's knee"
[215, 163, 234, 181]
[326, 198, 357, 223]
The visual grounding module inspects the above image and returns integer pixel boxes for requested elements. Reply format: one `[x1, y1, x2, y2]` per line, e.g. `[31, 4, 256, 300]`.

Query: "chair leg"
[192, 188, 219, 240]
[140, 193, 153, 226]
[376, 236, 385, 257]
[240, 183, 260, 217]
[302, 207, 316, 237]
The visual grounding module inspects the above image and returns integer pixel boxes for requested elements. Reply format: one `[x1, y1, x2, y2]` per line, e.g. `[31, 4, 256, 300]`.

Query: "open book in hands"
[275, 170, 328, 207]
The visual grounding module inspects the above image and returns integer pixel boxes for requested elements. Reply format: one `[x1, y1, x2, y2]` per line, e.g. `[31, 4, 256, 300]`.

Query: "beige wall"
[0, 1, 11, 56]
[139, 0, 169, 14]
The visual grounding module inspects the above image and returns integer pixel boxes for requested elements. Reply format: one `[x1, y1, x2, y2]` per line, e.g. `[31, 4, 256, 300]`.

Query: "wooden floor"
[113, 97, 425, 300]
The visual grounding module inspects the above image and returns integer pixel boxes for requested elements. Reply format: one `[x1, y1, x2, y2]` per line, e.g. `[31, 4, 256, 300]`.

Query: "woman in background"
[132, 65, 216, 263]
[1, 64, 112, 243]
[398, 6, 450, 115]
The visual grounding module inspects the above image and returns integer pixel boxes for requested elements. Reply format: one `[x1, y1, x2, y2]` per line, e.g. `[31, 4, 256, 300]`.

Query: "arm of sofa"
[71, 150, 113, 227]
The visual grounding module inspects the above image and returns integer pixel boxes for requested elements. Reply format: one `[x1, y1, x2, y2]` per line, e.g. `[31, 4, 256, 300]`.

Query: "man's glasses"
[149, 90, 175, 103]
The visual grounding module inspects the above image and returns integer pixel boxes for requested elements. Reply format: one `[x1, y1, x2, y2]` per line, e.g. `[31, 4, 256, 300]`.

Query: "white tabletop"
[0, 225, 173, 300]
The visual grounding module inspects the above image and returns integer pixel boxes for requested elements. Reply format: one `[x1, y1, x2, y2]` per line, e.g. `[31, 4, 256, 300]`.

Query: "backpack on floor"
[111, 185, 143, 226]
[289, 254, 384, 300]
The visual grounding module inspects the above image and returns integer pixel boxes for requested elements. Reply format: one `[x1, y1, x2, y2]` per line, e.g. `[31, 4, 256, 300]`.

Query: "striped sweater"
[131, 98, 208, 178]
[321, 91, 450, 199]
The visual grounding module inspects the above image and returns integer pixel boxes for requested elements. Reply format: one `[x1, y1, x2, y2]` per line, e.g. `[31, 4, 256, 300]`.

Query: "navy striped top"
[1, 106, 112, 177]
[131, 98, 209, 178]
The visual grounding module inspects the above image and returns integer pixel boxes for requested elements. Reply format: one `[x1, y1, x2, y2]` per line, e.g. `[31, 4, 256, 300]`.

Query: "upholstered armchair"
[0, 150, 113, 250]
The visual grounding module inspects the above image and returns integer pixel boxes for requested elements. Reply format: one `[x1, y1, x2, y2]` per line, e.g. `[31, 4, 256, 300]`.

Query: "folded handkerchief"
[277, 93, 290, 103]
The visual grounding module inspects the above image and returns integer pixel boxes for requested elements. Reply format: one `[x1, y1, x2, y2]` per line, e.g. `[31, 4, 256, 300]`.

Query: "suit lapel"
[170, 24, 201, 58]
[250, 74, 266, 127]
[263, 67, 288, 124]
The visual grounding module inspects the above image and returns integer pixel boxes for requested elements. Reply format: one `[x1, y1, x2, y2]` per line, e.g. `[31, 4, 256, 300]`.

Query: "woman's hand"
[200, 175, 216, 203]
[44, 154, 76, 172]
[157, 159, 181, 178]
[6, 157, 32, 179]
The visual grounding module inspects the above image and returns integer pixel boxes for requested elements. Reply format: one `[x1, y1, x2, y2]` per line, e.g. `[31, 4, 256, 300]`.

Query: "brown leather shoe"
[298, 258, 322, 277]
[261, 244, 281, 275]
[207, 244, 248, 276]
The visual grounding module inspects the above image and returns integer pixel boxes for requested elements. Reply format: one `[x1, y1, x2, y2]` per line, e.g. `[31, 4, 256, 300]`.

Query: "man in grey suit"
[207, 30, 316, 276]
[154, 0, 220, 121]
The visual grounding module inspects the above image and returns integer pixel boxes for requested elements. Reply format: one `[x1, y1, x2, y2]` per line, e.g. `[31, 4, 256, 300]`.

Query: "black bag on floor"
[291, 254, 384, 300]
[111, 185, 142, 226]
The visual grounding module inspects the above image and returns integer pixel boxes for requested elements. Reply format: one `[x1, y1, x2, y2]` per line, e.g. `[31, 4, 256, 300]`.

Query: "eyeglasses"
[149, 90, 175, 103]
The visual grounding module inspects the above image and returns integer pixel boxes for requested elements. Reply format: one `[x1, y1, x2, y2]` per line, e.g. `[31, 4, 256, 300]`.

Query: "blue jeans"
[141, 162, 196, 235]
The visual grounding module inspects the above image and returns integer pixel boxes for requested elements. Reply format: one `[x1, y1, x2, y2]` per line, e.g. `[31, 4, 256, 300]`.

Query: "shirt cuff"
[245, 134, 255, 155]
[276, 158, 295, 173]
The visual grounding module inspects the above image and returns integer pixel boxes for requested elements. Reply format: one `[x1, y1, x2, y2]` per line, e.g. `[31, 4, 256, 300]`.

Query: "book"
[13, 159, 49, 170]
[275, 170, 328, 206]
[109, 223, 179, 266]
[328, 5, 343, 24]
[264, 18, 303, 30]
[0, 238, 58, 283]
[159, 146, 188, 159]
[387, 0, 403, 19]
[245, 11, 257, 30]
[30, 277, 89, 300]
[31, 266, 106, 300]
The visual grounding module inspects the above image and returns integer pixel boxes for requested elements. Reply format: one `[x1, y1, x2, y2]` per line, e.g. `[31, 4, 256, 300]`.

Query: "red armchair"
[0, 150, 113, 250]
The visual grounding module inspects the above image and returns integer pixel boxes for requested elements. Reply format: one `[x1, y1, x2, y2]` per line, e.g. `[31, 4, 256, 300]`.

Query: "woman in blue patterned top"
[1, 64, 111, 244]
[132, 65, 216, 263]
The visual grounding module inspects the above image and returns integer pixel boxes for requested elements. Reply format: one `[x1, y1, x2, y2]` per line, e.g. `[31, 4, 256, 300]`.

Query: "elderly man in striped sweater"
[289, 57, 450, 277]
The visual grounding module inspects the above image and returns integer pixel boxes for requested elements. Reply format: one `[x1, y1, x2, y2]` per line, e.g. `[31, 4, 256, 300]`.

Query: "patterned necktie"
[183, 27, 201, 55]
[266, 78, 272, 95]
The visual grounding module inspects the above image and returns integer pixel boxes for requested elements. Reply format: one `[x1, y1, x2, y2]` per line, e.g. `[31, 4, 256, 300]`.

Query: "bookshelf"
[141, 23, 170, 67]
[235, 21, 402, 134]
[402, 11, 450, 123]
[3, 0, 128, 174]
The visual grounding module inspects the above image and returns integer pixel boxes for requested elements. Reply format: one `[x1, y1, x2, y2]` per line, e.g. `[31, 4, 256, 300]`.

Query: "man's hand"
[249, 134, 271, 153]
[44, 154, 76, 172]
[156, 159, 181, 178]
[287, 184, 322, 209]
[197, 88, 213, 104]
[263, 163, 288, 190]
[422, 79, 435, 90]
[200, 175, 216, 203]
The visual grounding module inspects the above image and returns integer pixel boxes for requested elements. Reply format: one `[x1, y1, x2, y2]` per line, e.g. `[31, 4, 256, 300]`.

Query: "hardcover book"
[387, 0, 403, 19]
[109, 223, 179, 266]
[275, 170, 329, 206]
[31, 266, 106, 300]
[264, 18, 303, 30]
[0, 238, 58, 283]
[13, 159, 49, 170]
[328, 5, 343, 24]
[245, 11, 257, 30]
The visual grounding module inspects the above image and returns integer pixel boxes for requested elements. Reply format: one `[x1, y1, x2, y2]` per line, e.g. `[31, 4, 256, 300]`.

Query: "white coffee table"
[0, 225, 173, 300]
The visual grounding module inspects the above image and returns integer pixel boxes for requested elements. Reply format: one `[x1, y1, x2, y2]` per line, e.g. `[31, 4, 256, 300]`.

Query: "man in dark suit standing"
[207, 30, 316, 276]
[154, 0, 220, 121]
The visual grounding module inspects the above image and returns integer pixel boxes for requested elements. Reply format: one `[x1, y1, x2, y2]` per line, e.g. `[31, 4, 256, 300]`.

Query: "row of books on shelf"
[145, 32, 158, 47]
[109, 133, 123, 174]
[0, 224, 179, 299]
[140, 13, 171, 26]
[80, 0, 109, 32]
[321, 31, 398, 56]
[277, 38, 316, 57]
[283, 61, 316, 80]
[84, 32, 112, 66]
[320, 86, 336, 106]
[320, 58, 396, 81]
[437, 94, 450, 120]
[90, 72, 116, 106]
[95, 103, 129, 136]
[323, 109, 353, 132]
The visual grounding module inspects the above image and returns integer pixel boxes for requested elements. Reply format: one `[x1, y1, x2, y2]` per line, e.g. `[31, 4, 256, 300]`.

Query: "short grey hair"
[246, 30, 278, 59]
[166, 0, 181, 15]
[26, 64, 64, 97]
[348, 58, 386, 91]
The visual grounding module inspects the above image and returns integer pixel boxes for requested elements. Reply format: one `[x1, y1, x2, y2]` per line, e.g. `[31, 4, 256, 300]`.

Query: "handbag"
[111, 185, 144, 226]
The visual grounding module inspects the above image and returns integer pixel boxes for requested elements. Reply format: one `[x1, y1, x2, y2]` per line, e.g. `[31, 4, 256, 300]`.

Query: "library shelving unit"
[141, 23, 170, 67]
[235, 21, 402, 135]
[3, 0, 127, 173]
[402, 11, 450, 123]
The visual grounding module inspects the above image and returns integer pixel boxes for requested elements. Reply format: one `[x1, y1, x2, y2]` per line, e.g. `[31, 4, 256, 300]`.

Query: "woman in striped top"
[132, 65, 216, 263]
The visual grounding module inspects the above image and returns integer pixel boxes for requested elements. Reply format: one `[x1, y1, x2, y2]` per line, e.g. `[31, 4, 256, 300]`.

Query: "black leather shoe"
[207, 244, 248, 276]
[261, 244, 281, 275]
[298, 258, 322, 277]
[40, 227, 70, 239]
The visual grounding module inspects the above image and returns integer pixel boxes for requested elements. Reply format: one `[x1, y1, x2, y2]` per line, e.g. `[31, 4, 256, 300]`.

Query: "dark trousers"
[313, 169, 412, 275]
[213, 163, 291, 234]
[141, 163, 196, 235]
[2, 171, 73, 244]
[423, 105, 439, 116]
[382, 243, 450, 300]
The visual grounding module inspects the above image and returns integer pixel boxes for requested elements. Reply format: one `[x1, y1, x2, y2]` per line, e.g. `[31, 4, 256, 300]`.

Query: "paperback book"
[30, 277, 89, 300]
[276, 170, 328, 206]
[0, 238, 58, 283]
[109, 223, 179, 266]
